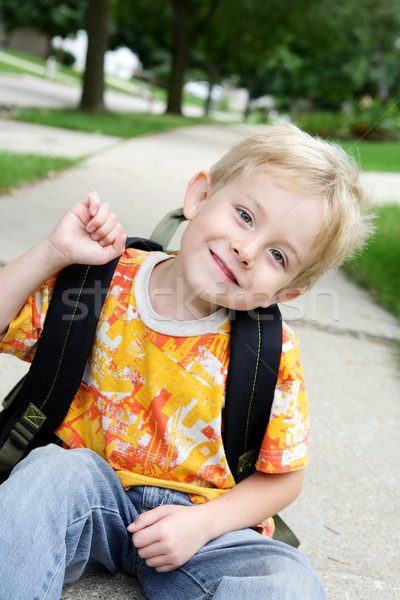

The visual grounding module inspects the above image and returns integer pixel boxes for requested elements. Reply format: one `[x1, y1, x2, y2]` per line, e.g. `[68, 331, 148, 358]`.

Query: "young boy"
[0, 124, 373, 599]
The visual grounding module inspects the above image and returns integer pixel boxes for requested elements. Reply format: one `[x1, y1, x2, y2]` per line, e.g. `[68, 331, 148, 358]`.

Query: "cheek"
[180, 222, 201, 254]
[250, 267, 283, 298]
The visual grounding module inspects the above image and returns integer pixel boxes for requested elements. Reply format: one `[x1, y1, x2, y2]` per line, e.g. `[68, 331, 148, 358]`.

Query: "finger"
[136, 543, 176, 572]
[145, 555, 174, 571]
[154, 563, 176, 573]
[86, 202, 113, 233]
[87, 191, 101, 217]
[97, 225, 125, 249]
[137, 540, 166, 560]
[67, 196, 98, 227]
[89, 214, 118, 241]
[91, 223, 126, 254]
[131, 524, 160, 549]
[141, 543, 181, 572]
[128, 506, 165, 533]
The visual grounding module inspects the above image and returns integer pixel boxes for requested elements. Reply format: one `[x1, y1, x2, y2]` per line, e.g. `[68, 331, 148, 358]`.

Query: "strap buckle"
[9, 403, 47, 449]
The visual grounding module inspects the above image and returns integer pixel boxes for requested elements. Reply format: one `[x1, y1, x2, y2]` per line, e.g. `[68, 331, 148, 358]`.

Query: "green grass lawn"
[0, 48, 211, 108]
[2, 48, 48, 67]
[345, 204, 400, 321]
[338, 140, 400, 172]
[0, 152, 80, 194]
[0, 48, 81, 84]
[0, 60, 27, 75]
[1, 55, 399, 324]
[10, 107, 400, 169]
[15, 107, 211, 138]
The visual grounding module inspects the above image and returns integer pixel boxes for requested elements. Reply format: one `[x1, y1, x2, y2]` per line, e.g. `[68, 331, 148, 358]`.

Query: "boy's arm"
[128, 468, 304, 572]
[0, 193, 126, 340]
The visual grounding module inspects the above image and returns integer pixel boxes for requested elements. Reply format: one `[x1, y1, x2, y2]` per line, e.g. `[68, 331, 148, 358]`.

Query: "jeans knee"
[20, 443, 77, 471]
[10, 443, 67, 480]
[10, 444, 108, 494]
[246, 540, 326, 599]
[278, 549, 326, 599]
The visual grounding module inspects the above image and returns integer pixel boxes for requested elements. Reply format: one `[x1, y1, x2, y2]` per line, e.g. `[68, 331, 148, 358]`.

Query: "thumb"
[113, 232, 127, 256]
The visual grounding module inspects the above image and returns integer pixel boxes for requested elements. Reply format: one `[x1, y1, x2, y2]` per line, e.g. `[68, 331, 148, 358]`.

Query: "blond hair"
[209, 123, 375, 290]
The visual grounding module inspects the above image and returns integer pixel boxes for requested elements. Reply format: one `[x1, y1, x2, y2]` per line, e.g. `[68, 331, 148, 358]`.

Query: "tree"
[0, 0, 84, 53]
[82, 0, 400, 116]
[0, 0, 110, 113]
[266, 0, 400, 109]
[111, 0, 221, 115]
[79, 0, 110, 113]
[346, 0, 400, 104]
[188, 0, 296, 117]
[165, 0, 190, 114]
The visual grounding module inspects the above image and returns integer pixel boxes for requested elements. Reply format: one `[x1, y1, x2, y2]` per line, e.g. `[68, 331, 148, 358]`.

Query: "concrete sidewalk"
[0, 120, 399, 600]
[0, 69, 237, 121]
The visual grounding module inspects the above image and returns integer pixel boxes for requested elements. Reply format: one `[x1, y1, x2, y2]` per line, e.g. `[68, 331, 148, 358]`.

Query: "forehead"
[228, 170, 317, 211]
[231, 171, 323, 264]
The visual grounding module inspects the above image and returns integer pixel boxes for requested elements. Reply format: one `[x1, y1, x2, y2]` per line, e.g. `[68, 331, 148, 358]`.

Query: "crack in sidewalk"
[287, 317, 400, 346]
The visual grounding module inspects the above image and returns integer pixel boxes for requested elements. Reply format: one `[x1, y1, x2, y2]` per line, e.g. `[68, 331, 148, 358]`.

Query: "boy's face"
[178, 169, 322, 316]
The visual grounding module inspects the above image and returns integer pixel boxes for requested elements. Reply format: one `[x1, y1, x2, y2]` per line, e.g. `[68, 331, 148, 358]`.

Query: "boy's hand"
[127, 471, 305, 573]
[128, 504, 211, 572]
[48, 192, 126, 267]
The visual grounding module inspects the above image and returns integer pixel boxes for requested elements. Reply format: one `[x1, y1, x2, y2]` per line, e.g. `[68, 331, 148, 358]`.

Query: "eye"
[270, 249, 286, 266]
[238, 209, 252, 225]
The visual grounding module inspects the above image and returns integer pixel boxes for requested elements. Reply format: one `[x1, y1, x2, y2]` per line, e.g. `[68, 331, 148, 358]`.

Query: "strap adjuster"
[9, 403, 47, 449]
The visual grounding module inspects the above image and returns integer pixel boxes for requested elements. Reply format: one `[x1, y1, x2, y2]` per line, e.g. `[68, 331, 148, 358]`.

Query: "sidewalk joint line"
[289, 318, 400, 345]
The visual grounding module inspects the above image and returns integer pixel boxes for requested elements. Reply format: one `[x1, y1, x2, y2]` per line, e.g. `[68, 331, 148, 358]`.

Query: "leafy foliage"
[0, 0, 84, 38]
[109, 0, 400, 114]
[2, 0, 400, 117]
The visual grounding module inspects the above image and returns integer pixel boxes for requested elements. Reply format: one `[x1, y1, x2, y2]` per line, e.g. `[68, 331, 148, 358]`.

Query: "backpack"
[0, 209, 299, 547]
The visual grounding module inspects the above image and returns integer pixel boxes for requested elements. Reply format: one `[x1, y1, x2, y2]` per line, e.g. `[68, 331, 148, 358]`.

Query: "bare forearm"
[128, 469, 304, 572]
[0, 194, 126, 341]
[0, 238, 69, 339]
[196, 469, 304, 542]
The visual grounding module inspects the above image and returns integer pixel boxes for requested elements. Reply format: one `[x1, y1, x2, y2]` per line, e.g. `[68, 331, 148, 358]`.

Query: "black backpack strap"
[223, 304, 282, 482]
[0, 237, 162, 477]
[0, 230, 299, 547]
[223, 303, 300, 548]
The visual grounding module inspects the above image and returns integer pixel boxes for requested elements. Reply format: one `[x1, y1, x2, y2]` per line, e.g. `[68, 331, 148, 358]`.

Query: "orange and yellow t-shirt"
[0, 249, 309, 537]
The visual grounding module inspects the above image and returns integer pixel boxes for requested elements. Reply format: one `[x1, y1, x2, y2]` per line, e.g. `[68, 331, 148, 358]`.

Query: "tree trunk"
[204, 63, 219, 117]
[166, 0, 190, 115]
[79, 0, 110, 113]
[243, 74, 256, 122]
[374, 40, 389, 105]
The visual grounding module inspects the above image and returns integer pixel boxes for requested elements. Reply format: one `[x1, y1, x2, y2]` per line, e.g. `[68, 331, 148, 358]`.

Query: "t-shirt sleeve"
[0, 275, 56, 363]
[256, 322, 309, 474]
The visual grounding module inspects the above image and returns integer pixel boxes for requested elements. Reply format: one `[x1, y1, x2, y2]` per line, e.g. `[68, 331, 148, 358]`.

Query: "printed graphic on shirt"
[0, 249, 309, 537]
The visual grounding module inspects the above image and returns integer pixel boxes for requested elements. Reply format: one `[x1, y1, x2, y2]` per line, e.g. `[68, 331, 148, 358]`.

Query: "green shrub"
[50, 47, 76, 67]
[293, 110, 350, 138]
[345, 204, 400, 321]
[293, 102, 400, 141]
[350, 99, 400, 140]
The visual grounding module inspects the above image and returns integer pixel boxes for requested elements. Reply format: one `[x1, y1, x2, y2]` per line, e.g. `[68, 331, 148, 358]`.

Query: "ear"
[271, 287, 303, 304]
[183, 171, 211, 220]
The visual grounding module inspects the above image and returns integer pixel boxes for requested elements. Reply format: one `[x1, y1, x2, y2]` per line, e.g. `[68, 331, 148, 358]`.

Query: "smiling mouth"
[210, 251, 239, 285]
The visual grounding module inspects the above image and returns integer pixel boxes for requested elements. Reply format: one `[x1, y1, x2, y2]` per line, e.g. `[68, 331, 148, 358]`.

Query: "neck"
[148, 256, 219, 320]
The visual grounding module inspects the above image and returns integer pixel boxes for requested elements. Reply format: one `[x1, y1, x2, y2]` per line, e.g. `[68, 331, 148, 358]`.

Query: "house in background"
[6, 27, 48, 57]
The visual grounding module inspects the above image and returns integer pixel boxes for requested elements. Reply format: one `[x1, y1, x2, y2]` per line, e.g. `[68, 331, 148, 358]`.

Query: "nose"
[231, 239, 257, 268]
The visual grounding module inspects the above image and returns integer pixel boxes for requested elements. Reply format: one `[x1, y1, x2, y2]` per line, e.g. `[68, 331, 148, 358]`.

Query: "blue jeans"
[0, 445, 326, 600]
